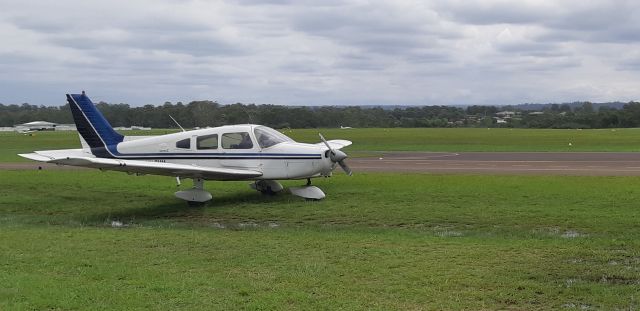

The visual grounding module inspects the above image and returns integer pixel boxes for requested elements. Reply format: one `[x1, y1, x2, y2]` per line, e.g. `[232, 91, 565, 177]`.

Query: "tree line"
[2, 100, 640, 129]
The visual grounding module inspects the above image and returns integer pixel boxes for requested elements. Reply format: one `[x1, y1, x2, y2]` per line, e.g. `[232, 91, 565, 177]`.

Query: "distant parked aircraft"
[15, 121, 57, 134]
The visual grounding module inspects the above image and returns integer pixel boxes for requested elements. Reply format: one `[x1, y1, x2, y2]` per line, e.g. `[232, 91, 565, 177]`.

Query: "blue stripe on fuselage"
[106, 150, 322, 160]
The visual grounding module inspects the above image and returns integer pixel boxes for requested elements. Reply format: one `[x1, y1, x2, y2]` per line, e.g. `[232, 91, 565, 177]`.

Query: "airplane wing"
[19, 150, 262, 181]
[315, 139, 352, 150]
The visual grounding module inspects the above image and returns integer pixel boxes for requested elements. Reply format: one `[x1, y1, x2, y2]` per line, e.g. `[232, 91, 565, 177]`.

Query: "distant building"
[496, 111, 517, 118]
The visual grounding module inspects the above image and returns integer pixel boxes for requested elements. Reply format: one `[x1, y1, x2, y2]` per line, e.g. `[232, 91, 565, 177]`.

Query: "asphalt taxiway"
[349, 152, 640, 176]
[5, 152, 640, 175]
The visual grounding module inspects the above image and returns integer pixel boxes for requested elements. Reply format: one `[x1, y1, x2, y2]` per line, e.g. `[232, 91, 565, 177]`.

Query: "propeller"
[319, 133, 353, 176]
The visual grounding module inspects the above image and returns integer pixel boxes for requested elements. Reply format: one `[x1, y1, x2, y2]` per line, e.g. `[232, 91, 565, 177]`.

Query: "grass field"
[2, 128, 640, 309]
[1, 170, 639, 309]
[288, 127, 640, 153]
[4, 127, 640, 162]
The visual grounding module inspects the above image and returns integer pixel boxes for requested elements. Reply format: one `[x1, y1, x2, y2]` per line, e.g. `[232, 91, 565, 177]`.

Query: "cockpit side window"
[176, 138, 191, 149]
[222, 132, 253, 149]
[197, 134, 218, 150]
[254, 126, 291, 148]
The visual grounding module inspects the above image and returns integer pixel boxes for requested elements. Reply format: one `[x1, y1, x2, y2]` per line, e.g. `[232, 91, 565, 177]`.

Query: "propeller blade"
[319, 132, 353, 176]
[338, 160, 353, 176]
[318, 133, 333, 151]
[330, 149, 348, 162]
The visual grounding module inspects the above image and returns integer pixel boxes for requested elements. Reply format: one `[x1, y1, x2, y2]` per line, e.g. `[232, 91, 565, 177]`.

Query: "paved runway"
[5, 152, 640, 175]
[350, 152, 640, 176]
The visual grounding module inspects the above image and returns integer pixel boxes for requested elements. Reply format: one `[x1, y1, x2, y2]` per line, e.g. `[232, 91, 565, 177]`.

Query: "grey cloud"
[1, 0, 640, 106]
[231, 0, 295, 5]
[494, 40, 567, 58]
[538, 26, 640, 44]
[278, 60, 327, 73]
[615, 57, 640, 72]
[545, 2, 636, 32]
[131, 33, 245, 57]
[288, 3, 461, 69]
[0, 53, 41, 65]
[437, 1, 640, 45]
[45, 27, 245, 58]
[333, 54, 387, 71]
[404, 51, 451, 64]
[434, 1, 553, 25]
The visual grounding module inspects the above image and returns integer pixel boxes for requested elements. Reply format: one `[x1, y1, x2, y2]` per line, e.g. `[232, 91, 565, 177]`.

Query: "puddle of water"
[561, 230, 586, 238]
[435, 230, 463, 237]
[238, 222, 258, 228]
[211, 222, 225, 229]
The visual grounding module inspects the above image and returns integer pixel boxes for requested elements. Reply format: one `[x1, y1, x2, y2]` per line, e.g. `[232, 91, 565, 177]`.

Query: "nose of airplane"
[319, 133, 353, 176]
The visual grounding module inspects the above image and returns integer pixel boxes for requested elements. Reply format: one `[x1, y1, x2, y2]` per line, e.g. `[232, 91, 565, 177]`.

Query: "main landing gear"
[174, 178, 212, 206]
[174, 178, 326, 206]
[250, 180, 284, 195]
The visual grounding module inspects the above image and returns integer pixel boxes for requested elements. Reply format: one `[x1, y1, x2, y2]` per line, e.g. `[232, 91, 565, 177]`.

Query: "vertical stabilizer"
[67, 91, 123, 157]
[78, 133, 90, 150]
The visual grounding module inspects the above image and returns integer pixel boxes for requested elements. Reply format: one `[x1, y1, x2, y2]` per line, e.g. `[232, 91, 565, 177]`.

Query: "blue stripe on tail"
[67, 92, 123, 158]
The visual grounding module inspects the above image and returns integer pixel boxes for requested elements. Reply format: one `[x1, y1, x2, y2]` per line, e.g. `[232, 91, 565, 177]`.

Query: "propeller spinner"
[319, 133, 353, 176]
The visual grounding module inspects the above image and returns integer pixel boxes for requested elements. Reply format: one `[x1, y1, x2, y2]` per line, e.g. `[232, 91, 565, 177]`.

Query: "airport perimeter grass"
[1, 170, 639, 309]
[4, 127, 640, 162]
[289, 127, 640, 153]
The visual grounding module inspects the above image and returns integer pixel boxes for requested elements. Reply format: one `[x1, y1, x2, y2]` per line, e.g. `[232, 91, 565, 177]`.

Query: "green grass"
[1, 171, 639, 309]
[286, 127, 640, 152]
[4, 128, 640, 163]
[0, 130, 179, 162]
[3, 128, 640, 309]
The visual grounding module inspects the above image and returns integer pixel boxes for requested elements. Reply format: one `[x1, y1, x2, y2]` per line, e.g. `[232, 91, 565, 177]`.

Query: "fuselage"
[104, 124, 333, 180]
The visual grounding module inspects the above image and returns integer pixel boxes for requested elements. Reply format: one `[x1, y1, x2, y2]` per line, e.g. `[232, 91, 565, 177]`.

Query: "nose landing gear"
[290, 178, 325, 200]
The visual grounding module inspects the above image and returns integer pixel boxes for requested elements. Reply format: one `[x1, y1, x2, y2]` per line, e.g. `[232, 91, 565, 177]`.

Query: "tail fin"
[67, 91, 123, 157]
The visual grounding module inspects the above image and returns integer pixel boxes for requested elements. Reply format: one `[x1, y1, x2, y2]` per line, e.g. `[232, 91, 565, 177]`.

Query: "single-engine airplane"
[19, 92, 353, 205]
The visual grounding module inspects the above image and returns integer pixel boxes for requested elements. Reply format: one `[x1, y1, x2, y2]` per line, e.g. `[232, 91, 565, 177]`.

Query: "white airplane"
[19, 92, 353, 205]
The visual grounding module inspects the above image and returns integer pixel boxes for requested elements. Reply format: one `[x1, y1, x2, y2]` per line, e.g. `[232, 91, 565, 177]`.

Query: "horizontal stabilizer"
[19, 149, 89, 162]
[18, 153, 54, 162]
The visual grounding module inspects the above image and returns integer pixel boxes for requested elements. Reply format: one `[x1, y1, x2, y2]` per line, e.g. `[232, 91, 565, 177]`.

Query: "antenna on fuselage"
[169, 114, 186, 132]
[241, 105, 254, 124]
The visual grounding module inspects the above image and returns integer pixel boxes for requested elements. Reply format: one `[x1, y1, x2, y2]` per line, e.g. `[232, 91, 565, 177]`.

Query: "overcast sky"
[1, 0, 640, 106]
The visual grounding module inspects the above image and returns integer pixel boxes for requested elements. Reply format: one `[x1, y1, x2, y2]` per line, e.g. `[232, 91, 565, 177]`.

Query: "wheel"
[187, 201, 206, 207]
[260, 186, 277, 196]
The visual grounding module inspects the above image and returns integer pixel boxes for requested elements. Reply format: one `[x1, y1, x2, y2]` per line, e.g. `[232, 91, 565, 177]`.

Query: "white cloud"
[0, 0, 639, 106]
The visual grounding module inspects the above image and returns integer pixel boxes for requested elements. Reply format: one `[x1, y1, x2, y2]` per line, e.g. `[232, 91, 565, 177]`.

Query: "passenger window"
[176, 138, 190, 149]
[222, 132, 253, 149]
[197, 134, 218, 150]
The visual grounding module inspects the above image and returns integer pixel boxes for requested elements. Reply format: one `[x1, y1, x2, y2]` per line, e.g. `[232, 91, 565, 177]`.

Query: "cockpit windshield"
[254, 126, 293, 148]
